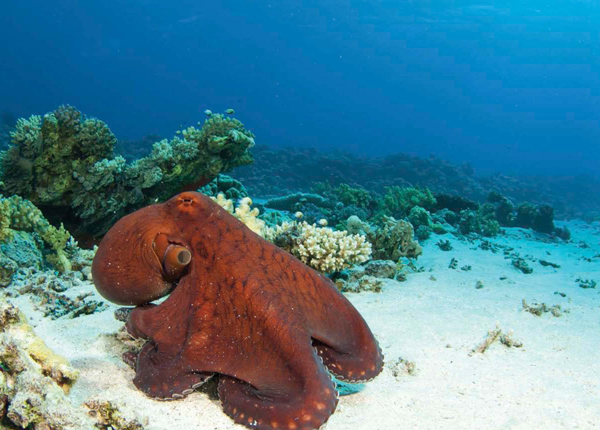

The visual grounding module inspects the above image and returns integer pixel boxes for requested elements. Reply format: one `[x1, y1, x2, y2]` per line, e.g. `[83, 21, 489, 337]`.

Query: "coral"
[368, 216, 422, 260]
[434, 193, 479, 213]
[408, 206, 432, 228]
[458, 208, 500, 237]
[514, 203, 555, 234]
[265, 221, 372, 273]
[381, 186, 436, 218]
[198, 174, 249, 200]
[0, 195, 72, 272]
[345, 215, 371, 236]
[258, 209, 292, 227]
[0, 297, 92, 429]
[210, 193, 265, 236]
[486, 192, 515, 225]
[292, 202, 330, 225]
[0, 106, 255, 238]
[312, 182, 374, 210]
[407, 206, 433, 243]
[265, 192, 331, 212]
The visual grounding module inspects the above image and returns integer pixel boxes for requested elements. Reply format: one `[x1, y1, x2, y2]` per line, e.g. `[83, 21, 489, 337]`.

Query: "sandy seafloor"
[9, 220, 600, 430]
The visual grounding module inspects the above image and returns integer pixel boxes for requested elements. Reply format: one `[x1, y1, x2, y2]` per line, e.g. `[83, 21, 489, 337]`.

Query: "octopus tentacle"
[217, 362, 338, 430]
[311, 336, 384, 384]
[133, 343, 213, 400]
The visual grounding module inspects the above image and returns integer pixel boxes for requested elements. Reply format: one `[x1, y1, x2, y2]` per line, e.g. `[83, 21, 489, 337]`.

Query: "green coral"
[382, 186, 436, 218]
[0, 195, 72, 271]
[0, 106, 256, 237]
[312, 182, 374, 209]
[458, 208, 500, 237]
[199, 174, 249, 200]
[265, 192, 331, 212]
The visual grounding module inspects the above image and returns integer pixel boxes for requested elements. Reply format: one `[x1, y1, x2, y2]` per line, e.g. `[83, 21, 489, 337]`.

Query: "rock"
[363, 260, 397, 279]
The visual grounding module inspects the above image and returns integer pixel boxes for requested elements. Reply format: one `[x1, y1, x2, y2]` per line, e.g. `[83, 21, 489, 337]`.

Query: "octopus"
[92, 191, 384, 430]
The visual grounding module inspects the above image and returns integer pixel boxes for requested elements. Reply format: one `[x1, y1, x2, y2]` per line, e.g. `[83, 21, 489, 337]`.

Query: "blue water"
[1, 0, 599, 177]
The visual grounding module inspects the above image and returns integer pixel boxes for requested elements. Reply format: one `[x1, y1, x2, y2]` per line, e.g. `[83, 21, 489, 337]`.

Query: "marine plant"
[0, 105, 255, 238]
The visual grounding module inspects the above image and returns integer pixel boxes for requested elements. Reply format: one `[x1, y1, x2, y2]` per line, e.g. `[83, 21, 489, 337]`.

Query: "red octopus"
[92, 191, 383, 430]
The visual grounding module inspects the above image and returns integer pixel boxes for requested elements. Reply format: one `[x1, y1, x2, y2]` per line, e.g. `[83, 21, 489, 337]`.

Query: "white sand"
[10, 220, 600, 429]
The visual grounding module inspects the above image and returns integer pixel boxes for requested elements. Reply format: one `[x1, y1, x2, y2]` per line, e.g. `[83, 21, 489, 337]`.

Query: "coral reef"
[233, 145, 600, 220]
[0, 105, 255, 238]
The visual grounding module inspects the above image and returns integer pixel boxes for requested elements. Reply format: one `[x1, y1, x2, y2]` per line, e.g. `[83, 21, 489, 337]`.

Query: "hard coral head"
[91, 199, 192, 306]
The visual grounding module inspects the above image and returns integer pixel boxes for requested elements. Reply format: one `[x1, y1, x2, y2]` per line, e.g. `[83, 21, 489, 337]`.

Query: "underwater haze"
[1, 0, 599, 178]
[1, 2, 600, 430]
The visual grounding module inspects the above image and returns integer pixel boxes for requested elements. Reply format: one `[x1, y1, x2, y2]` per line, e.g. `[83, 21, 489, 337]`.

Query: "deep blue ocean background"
[1, 0, 598, 178]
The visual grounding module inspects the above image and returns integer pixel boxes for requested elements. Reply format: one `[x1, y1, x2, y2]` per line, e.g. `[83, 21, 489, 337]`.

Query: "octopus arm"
[216, 330, 339, 430]
[302, 275, 385, 383]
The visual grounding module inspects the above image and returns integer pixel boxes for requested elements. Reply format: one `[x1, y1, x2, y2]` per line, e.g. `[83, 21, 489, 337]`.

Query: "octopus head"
[91, 197, 194, 306]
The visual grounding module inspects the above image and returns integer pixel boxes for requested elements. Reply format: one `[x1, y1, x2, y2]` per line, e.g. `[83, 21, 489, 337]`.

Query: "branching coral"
[0, 106, 256, 238]
[265, 221, 372, 273]
[211, 193, 265, 236]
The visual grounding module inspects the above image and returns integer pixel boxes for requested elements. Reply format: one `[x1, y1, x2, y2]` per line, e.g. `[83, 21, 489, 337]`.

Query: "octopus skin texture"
[91, 191, 384, 430]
